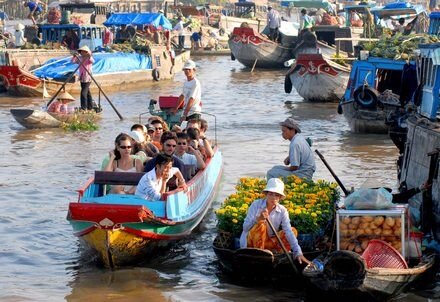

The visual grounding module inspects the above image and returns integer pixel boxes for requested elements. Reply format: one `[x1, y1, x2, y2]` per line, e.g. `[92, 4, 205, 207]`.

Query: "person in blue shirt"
[24, 0, 44, 25]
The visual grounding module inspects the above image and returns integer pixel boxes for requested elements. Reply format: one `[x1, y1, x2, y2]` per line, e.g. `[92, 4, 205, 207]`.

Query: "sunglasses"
[119, 145, 132, 149]
[165, 143, 176, 148]
[155, 127, 163, 131]
[177, 142, 187, 145]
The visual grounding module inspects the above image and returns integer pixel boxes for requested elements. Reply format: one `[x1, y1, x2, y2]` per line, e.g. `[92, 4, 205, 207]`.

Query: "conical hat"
[57, 91, 75, 102]
[15, 24, 25, 30]
[77, 45, 91, 54]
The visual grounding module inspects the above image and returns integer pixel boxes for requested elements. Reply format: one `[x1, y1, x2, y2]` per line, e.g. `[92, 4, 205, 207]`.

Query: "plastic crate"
[158, 96, 182, 109]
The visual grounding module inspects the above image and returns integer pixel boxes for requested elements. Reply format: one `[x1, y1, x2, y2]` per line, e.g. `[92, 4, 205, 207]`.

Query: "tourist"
[47, 91, 75, 113]
[136, 153, 186, 200]
[172, 60, 202, 123]
[175, 132, 206, 173]
[103, 133, 144, 194]
[187, 127, 213, 159]
[24, 0, 44, 25]
[240, 178, 311, 264]
[267, 6, 281, 41]
[144, 131, 185, 179]
[149, 118, 165, 151]
[266, 118, 316, 180]
[173, 17, 185, 49]
[14, 24, 26, 48]
[130, 124, 159, 158]
[72, 45, 94, 111]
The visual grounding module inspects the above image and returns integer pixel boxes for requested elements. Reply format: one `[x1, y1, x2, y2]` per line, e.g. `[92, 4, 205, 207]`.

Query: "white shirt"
[182, 77, 202, 115]
[14, 30, 25, 47]
[175, 152, 197, 165]
[173, 20, 184, 35]
[135, 167, 179, 200]
[239, 198, 303, 258]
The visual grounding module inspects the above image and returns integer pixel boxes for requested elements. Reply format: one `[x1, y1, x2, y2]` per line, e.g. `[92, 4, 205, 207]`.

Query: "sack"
[344, 188, 393, 210]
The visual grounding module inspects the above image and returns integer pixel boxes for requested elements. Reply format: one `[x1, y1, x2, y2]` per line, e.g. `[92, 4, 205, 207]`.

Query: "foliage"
[359, 34, 440, 61]
[61, 113, 99, 131]
[215, 176, 340, 237]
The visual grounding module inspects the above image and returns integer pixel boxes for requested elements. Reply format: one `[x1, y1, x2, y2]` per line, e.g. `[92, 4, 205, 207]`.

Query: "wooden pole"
[45, 63, 82, 108]
[315, 149, 349, 196]
[251, 58, 258, 72]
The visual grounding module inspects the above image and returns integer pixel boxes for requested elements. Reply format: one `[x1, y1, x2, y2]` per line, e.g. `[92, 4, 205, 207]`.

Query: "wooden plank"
[94, 171, 145, 186]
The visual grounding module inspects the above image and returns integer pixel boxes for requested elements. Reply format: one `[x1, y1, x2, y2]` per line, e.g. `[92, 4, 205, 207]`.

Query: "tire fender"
[152, 68, 160, 81]
[353, 85, 379, 109]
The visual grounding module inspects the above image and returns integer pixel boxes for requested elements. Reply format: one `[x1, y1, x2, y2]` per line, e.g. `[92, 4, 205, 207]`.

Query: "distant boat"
[0, 48, 190, 97]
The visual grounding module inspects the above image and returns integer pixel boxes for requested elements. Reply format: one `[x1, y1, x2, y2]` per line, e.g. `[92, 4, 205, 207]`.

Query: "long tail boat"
[67, 148, 222, 267]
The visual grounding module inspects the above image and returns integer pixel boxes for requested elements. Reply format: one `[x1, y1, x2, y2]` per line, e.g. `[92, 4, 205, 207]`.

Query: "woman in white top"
[136, 153, 187, 200]
[104, 133, 143, 194]
[240, 178, 310, 264]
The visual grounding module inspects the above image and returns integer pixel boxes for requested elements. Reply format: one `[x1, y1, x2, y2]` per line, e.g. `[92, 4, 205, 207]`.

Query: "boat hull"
[10, 108, 100, 129]
[1, 49, 190, 97]
[288, 53, 350, 102]
[228, 27, 294, 69]
[68, 149, 223, 267]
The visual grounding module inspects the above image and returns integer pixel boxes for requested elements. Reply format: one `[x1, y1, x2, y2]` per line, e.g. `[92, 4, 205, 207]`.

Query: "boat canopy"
[370, 2, 425, 19]
[33, 52, 152, 80]
[280, 0, 331, 9]
[103, 13, 172, 30]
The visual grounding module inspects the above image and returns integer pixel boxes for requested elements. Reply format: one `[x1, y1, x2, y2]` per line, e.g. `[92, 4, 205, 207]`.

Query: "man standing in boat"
[267, 6, 281, 42]
[72, 45, 94, 111]
[267, 118, 315, 180]
[172, 60, 202, 123]
[299, 9, 314, 34]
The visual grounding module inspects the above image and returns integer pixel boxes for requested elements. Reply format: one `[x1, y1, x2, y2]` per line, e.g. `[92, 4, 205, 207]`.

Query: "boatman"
[299, 9, 314, 34]
[267, 118, 316, 180]
[72, 45, 95, 111]
[172, 59, 202, 123]
[267, 6, 281, 42]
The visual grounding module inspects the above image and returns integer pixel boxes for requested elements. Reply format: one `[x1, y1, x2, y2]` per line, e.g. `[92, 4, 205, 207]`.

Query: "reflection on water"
[0, 56, 436, 301]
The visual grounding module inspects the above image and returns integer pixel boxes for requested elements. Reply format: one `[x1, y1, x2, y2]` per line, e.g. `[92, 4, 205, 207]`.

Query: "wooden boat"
[213, 232, 321, 282]
[0, 47, 190, 97]
[285, 51, 350, 102]
[303, 250, 436, 300]
[67, 148, 223, 267]
[10, 108, 101, 129]
[228, 25, 298, 69]
[219, 2, 267, 34]
[339, 57, 415, 133]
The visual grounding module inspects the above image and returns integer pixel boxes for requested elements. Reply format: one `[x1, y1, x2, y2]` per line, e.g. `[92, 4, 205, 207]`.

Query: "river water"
[0, 55, 437, 301]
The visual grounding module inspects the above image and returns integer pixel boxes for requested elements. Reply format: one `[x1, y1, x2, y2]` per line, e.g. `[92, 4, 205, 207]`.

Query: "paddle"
[315, 149, 349, 197]
[75, 54, 123, 121]
[265, 217, 298, 275]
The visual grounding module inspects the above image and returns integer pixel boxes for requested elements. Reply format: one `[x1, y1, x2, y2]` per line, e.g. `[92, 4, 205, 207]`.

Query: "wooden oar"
[265, 217, 298, 275]
[78, 56, 123, 121]
[315, 149, 349, 197]
[45, 63, 82, 108]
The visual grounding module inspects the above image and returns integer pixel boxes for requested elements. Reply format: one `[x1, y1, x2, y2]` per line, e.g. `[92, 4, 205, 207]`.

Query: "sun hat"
[77, 45, 91, 54]
[146, 124, 155, 132]
[15, 23, 25, 31]
[183, 59, 196, 70]
[57, 91, 75, 102]
[128, 130, 145, 143]
[279, 118, 301, 133]
[263, 178, 285, 197]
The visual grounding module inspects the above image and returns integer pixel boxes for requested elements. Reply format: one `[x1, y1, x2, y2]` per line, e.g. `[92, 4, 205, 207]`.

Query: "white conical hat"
[57, 91, 75, 102]
[77, 45, 91, 54]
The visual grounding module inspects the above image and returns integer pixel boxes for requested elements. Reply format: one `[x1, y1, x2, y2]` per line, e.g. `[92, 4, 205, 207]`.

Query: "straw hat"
[280, 118, 301, 133]
[57, 91, 75, 102]
[15, 23, 25, 31]
[78, 45, 91, 54]
[263, 178, 285, 197]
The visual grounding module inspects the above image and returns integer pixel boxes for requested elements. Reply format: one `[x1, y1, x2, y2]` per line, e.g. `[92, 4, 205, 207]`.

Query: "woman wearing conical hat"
[47, 91, 76, 113]
[71, 45, 95, 111]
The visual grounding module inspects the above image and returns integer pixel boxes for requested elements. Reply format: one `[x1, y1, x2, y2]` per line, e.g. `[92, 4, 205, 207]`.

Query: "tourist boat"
[10, 107, 101, 129]
[228, 24, 298, 68]
[338, 57, 416, 133]
[0, 47, 190, 97]
[303, 250, 436, 300]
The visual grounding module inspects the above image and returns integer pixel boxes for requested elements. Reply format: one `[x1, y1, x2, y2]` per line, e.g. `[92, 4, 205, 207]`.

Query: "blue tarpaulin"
[104, 13, 172, 30]
[33, 52, 152, 80]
